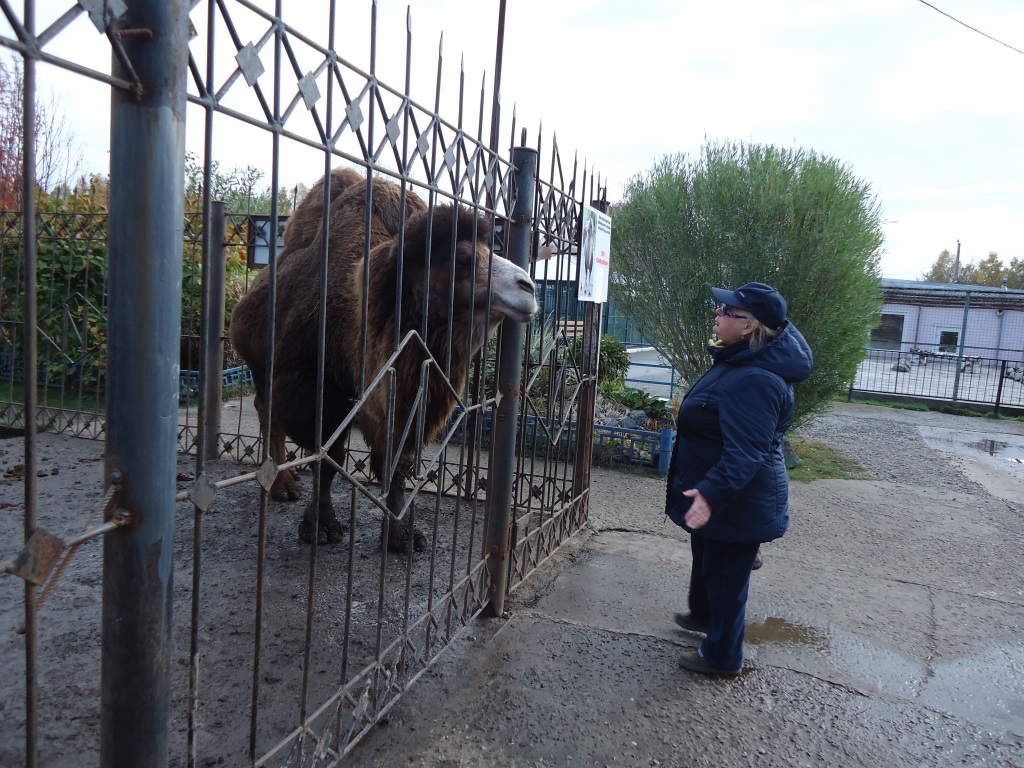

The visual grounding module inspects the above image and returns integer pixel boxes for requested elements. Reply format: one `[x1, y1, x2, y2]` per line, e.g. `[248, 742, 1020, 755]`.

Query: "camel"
[230, 171, 538, 551]
[581, 213, 595, 296]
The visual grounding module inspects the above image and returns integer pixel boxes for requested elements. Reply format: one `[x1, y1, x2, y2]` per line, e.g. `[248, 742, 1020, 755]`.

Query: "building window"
[870, 313, 905, 350]
[938, 330, 959, 353]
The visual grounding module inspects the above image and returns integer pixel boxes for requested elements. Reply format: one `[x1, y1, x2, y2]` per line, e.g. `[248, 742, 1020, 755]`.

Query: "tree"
[183, 152, 293, 215]
[921, 249, 956, 283]
[975, 252, 1007, 286]
[1008, 257, 1024, 289]
[610, 141, 884, 427]
[921, 249, 1014, 287]
[0, 60, 83, 207]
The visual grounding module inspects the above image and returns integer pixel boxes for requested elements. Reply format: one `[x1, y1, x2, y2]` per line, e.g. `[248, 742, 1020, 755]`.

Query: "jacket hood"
[716, 321, 813, 384]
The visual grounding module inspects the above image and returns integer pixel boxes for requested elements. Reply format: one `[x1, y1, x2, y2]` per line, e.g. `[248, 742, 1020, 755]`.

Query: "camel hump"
[401, 203, 492, 265]
[330, 175, 428, 239]
[283, 166, 365, 252]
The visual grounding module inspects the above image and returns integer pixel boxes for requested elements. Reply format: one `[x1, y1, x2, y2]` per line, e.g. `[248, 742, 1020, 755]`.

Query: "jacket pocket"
[665, 474, 692, 527]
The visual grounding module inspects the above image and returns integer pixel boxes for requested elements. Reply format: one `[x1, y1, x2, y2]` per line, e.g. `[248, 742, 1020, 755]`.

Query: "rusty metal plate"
[4, 528, 65, 586]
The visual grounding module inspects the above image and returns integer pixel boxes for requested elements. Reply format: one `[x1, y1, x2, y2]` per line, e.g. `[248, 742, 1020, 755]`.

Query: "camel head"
[401, 204, 538, 334]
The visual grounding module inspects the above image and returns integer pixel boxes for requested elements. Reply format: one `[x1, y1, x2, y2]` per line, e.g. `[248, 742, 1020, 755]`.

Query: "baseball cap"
[710, 282, 787, 329]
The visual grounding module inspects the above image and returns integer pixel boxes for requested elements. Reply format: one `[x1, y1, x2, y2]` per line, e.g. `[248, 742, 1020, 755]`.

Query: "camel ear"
[402, 204, 492, 266]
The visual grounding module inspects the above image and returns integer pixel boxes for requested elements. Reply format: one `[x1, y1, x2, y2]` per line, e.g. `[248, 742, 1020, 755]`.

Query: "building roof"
[881, 278, 1024, 309]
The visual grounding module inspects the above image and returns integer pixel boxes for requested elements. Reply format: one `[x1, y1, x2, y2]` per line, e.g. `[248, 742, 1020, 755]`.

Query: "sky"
[10, 0, 1024, 280]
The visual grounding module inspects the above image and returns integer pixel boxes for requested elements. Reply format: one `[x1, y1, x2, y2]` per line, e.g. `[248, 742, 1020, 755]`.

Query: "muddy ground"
[1, 402, 1024, 766]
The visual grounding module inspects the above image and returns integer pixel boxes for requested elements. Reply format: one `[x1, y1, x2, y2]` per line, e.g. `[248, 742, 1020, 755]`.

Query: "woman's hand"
[682, 489, 712, 529]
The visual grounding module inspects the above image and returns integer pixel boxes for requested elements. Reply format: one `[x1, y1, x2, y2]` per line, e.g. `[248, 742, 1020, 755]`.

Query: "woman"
[666, 281, 813, 675]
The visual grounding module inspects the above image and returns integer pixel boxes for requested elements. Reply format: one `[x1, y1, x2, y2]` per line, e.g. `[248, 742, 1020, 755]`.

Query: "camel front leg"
[268, 423, 301, 501]
[380, 462, 427, 554]
[297, 453, 346, 545]
[254, 390, 301, 501]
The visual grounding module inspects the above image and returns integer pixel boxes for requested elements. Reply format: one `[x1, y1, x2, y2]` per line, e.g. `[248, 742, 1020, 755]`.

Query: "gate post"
[572, 196, 608, 523]
[101, 2, 188, 766]
[483, 143, 537, 616]
[199, 201, 227, 460]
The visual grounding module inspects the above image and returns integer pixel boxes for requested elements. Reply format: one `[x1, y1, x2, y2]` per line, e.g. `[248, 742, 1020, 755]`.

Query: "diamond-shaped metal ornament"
[190, 472, 218, 512]
[298, 72, 320, 110]
[345, 100, 364, 132]
[417, 130, 431, 158]
[257, 457, 278, 491]
[385, 113, 402, 144]
[236, 43, 265, 87]
[79, 0, 127, 32]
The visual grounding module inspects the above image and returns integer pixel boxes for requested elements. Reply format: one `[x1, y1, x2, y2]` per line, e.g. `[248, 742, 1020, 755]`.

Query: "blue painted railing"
[179, 365, 253, 399]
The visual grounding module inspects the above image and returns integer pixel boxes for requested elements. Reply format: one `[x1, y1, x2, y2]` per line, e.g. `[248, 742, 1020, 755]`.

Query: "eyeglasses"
[718, 304, 750, 320]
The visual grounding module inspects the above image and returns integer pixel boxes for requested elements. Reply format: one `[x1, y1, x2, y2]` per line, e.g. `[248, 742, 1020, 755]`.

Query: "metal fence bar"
[200, 201, 227, 459]
[21, 3, 39, 765]
[100, 3, 189, 766]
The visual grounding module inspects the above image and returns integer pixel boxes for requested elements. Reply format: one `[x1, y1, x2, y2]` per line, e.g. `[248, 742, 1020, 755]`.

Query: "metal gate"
[0, 1, 601, 766]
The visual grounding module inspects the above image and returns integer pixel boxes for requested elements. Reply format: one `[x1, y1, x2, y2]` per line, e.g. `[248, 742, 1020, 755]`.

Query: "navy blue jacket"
[665, 322, 813, 543]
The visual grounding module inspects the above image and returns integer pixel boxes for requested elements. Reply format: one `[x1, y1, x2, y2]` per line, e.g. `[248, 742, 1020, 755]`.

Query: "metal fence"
[0, 2, 602, 766]
[851, 346, 1024, 413]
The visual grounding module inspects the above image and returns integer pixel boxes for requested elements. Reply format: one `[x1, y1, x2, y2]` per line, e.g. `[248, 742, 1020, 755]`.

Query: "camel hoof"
[298, 518, 345, 545]
[322, 519, 346, 544]
[383, 527, 428, 554]
[270, 487, 295, 502]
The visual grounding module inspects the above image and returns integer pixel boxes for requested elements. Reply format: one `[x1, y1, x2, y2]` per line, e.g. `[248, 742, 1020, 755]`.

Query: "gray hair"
[709, 319, 784, 351]
[748, 321, 782, 351]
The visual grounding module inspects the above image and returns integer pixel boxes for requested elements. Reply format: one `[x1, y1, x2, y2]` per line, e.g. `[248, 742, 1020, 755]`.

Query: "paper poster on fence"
[577, 205, 611, 303]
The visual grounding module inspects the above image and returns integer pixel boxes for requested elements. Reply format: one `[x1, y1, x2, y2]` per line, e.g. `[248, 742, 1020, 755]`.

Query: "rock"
[782, 438, 800, 469]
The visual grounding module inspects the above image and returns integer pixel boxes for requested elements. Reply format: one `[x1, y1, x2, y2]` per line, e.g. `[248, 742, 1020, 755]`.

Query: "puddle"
[967, 439, 1007, 456]
[920, 427, 1024, 473]
[745, 616, 829, 650]
[965, 438, 1024, 464]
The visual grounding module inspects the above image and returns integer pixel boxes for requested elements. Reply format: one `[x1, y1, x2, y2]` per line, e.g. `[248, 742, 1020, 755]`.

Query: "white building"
[873, 279, 1024, 363]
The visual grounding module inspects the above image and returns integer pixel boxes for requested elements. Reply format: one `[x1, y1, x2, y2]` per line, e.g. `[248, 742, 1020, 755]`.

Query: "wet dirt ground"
[2, 402, 1024, 766]
[342, 402, 1024, 767]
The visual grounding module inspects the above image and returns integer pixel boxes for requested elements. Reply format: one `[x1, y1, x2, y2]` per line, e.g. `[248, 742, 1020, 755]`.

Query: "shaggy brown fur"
[230, 171, 537, 551]
[229, 167, 367, 502]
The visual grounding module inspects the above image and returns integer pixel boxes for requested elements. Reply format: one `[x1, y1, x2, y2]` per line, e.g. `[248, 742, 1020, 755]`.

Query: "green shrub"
[600, 382, 674, 428]
[569, 333, 630, 388]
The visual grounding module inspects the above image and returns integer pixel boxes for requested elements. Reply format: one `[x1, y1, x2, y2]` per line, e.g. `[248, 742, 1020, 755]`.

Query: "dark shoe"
[672, 612, 709, 634]
[677, 650, 741, 676]
[752, 549, 764, 570]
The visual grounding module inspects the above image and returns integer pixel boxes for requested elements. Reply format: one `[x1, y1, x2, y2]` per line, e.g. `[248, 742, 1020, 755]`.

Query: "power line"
[915, 0, 1024, 56]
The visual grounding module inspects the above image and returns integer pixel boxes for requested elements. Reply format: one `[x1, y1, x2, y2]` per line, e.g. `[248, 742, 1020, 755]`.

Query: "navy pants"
[688, 535, 761, 671]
